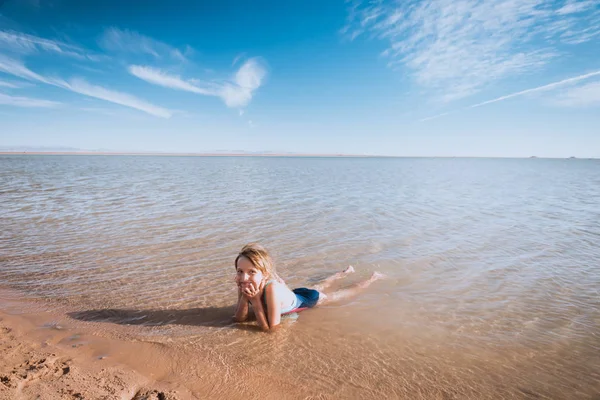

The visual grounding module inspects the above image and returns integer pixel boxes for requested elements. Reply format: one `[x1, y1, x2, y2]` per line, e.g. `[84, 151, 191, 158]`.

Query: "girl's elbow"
[266, 323, 281, 333]
[233, 315, 247, 323]
[267, 319, 281, 331]
[260, 320, 278, 332]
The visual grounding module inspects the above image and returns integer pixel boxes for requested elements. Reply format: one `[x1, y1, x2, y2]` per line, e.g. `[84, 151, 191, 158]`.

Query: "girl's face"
[235, 256, 265, 290]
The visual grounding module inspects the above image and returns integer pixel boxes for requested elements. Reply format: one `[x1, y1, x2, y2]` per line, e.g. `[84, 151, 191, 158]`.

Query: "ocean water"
[1, 155, 599, 399]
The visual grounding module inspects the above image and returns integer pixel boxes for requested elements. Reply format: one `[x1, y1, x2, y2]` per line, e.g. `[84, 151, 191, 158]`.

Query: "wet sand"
[2, 283, 600, 400]
[0, 294, 339, 400]
[0, 287, 313, 400]
[0, 310, 184, 400]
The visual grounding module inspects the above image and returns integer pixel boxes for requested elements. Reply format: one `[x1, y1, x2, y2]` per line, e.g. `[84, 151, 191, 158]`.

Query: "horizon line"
[0, 151, 596, 160]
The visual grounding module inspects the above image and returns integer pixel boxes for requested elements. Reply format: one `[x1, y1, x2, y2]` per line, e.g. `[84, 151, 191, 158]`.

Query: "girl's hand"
[240, 281, 263, 302]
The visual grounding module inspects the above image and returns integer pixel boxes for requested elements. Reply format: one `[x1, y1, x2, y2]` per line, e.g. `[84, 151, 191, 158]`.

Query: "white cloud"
[345, 0, 600, 101]
[99, 28, 188, 61]
[419, 112, 451, 122]
[128, 65, 215, 95]
[470, 69, 600, 108]
[128, 58, 267, 108]
[418, 69, 600, 121]
[0, 30, 99, 60]
[0, 55, 172, 118]
[0, 55, 55, 84]
[219, 58, 268, 108]
[232, 52, 247, 66]
[63, 78, 173, 118]
[234, 59, 266, 91]
[0, 79, 22, 88]
[557, 0, 598, 14]
[554, 80, 600, 106]
[0, 92, 60, 108]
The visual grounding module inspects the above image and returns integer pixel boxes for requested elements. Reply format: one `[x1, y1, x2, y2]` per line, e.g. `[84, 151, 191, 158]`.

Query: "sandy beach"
[0, 289, 314, 400]
[0, 308, 185, 400]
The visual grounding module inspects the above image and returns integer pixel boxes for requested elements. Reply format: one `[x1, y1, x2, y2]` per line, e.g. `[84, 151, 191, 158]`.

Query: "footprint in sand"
[132, 388, 177, 400]
[7, 356, 72, 393]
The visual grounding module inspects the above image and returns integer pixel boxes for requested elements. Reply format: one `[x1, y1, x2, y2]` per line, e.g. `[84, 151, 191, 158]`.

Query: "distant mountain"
[0, 147, 360, 156]
[0, 145, 87, 152]
[195, 149, 301, 155]
[0, 146, 305, 154]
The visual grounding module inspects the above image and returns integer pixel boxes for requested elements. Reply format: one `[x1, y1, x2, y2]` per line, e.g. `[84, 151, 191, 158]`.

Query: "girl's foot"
[371, 271, 384, 280]
[322, 271, 384, 303]
[356, 272, 385, 289]
[314, 265, 356, 292]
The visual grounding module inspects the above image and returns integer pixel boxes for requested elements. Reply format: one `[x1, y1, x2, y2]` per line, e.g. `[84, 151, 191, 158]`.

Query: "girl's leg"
[318, 272, 384, 304]
[312, 265, 355, 292]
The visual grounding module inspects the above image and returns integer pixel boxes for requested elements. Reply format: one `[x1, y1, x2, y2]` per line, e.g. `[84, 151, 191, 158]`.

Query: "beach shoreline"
[0, 301, 189, 400]
[0, 285, 202, 399]
[0, 286, 293, 400]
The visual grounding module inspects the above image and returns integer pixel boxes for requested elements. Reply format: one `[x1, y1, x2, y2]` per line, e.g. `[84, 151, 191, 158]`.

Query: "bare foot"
[343, 265, 355, 274]
[314, 266, 356, 292]
[370, 271, 385, 281]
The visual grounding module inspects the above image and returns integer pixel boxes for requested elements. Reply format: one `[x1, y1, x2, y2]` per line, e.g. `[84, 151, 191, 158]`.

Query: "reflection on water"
[1, 155, 599, 398]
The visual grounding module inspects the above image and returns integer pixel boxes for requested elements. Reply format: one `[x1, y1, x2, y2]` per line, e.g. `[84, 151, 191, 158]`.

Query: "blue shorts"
[292, 288, 320, 309]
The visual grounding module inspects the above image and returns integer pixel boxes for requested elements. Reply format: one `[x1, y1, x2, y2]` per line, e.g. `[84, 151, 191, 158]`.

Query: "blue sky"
[0, 0, 599, 157]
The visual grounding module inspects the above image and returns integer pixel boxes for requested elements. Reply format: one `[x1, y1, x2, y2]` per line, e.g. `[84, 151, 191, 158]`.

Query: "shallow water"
[1, 155, 599, 398]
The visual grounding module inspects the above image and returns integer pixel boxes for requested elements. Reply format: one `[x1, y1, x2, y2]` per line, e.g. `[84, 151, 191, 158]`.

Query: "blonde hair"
[235, 243, 283, 283]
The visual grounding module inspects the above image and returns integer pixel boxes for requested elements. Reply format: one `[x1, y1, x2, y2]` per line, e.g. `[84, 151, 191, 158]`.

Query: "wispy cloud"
[419, 112, 451, 122]
[344, 0, 600, 101]
[419, 69, 600, 121]
[557, 0, 598, 15]
[0, 55, 172, 117]
[1, 27, 265, 116]
[553, 80, 600, 106]
[0, 54, 54, 84]
[232, 52, 247, 66]
[0, 92, 60, 108]
[222, 58, 268, 107]
[128, 65, 215, 95]
[99, 28, 189, 62]
[128, 58, 267, 108]
[470, 69, 600, 108]
[0, 30, 99, 60]
[63, 79, 173, 118]
[0, 79, 22, 88]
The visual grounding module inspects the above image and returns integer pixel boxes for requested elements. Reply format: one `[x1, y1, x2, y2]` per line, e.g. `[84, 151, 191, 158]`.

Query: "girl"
[233, 243, 383, 331]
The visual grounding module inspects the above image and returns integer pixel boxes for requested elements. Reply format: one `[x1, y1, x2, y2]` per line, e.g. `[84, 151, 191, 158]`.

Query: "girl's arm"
[250, 299, 271, 331]
[233, 287, 249, 322]
[241, 282, 280, 331]
[264, 283, 282, 328]
[249, 284, 282, 331]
